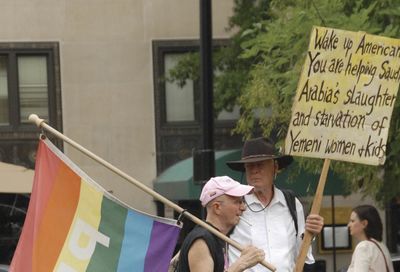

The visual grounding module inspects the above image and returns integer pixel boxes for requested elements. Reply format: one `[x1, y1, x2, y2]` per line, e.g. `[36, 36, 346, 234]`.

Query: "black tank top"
[177, 225, 225, 272]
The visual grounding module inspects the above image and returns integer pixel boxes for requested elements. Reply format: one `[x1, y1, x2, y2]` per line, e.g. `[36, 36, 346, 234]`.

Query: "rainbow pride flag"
[10, 138, 181, 272]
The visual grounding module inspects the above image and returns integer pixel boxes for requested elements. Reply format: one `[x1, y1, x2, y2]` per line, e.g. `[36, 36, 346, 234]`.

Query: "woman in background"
[347, 205, 394, 272]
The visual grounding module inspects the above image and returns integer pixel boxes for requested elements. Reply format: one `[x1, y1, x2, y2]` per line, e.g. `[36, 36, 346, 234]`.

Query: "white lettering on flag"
[68, 218, 110, 260]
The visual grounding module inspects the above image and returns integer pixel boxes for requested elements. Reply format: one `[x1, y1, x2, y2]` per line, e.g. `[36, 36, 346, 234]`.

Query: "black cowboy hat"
[227, 137, 293, 172]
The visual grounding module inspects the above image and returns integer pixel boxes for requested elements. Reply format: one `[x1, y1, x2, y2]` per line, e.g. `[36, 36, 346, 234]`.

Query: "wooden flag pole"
[29, 114, 276, 271]
[294, 158, 331, 272]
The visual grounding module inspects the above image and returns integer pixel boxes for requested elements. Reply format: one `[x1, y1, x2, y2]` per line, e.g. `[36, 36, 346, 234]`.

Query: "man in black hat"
[226, 137, 324, 272]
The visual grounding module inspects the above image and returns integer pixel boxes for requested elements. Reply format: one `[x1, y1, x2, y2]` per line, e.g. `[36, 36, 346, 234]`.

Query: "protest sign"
[286, 26, 400, 271]
[285, 26, 400, 165]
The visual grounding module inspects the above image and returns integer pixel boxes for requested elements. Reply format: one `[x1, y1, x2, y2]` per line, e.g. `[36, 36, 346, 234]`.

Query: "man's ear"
[211, 201, 222, 215]
[273, 160, 278, 169]
[274, 160, 279, 176]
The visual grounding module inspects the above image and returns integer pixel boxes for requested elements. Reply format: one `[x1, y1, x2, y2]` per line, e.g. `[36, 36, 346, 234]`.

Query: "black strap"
[368, 239, 390, 272]
[281, 189, 299, 237]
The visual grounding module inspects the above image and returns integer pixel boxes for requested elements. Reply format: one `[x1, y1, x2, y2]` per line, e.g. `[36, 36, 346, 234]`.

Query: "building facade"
[0, 0, 235, 211]
[0, 1, 398, 271]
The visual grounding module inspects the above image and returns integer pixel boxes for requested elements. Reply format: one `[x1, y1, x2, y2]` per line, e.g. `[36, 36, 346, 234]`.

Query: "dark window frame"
[152, 39, 236, 129]
[152, 39, 243, 174]
[153, 39, 200, 129]
[0, 42, 62, 139]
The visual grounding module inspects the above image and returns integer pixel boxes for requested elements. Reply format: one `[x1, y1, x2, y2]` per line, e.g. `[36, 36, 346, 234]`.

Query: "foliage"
[168, 0, 400, 204]
[235, 0, 400, 205]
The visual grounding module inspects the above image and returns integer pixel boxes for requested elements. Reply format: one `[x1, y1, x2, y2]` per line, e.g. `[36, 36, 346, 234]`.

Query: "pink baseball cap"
[199, 176, 254, 207]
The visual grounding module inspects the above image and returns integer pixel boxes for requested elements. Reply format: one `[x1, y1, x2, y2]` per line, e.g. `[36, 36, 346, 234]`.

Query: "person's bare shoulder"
[188, 239, 214, 272]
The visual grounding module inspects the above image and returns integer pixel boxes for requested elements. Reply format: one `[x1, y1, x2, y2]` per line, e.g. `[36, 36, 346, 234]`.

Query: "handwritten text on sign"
[285, 26, 400, 165]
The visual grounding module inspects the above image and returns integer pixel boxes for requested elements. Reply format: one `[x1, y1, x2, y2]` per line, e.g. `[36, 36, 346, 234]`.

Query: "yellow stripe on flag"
[54, 180, 106, 271]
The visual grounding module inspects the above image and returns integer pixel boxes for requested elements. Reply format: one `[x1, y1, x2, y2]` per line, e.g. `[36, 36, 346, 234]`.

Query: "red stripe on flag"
[11, 140, 60, 271]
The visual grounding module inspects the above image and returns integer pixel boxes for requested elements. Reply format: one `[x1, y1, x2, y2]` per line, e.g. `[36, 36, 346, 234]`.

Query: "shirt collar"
[244, 186, 287, 207]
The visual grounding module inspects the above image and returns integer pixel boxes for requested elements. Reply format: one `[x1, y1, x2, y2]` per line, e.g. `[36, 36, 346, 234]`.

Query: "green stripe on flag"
[86, 196, 127, 271]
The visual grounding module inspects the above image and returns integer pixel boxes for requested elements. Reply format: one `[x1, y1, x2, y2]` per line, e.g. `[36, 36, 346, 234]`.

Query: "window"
[0, 42, 62, 167]
[0, 42, 61, 132]
[164, 53, 196, 122]
[0, 193, 30, 264]
[162, 53, 239, 123]
[18, 56, 49, 123]
[152, 40, 243, 174]
[321, 224, 352, 250]
[0, 56, 9, 125]
[153, 39, 239, 127]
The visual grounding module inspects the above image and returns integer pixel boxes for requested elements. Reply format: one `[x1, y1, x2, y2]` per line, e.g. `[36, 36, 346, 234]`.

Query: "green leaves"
[165, 52, 199, 87]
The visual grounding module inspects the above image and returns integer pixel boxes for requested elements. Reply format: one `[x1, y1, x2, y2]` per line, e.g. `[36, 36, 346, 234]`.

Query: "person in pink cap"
[175, 176, 265, 272]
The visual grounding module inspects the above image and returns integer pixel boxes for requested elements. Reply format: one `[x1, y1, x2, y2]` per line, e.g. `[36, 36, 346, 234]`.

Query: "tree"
[168, 0, 400, 204]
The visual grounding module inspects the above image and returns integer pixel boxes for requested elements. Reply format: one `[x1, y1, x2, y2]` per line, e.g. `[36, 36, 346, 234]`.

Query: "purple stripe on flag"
[144, 221, 180, 272]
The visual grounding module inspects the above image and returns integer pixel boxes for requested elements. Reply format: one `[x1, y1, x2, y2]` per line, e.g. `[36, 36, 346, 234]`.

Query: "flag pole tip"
[28, 114, 44, 127]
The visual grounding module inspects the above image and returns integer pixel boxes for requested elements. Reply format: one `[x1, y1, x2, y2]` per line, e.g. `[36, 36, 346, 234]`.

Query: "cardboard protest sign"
[285, 26, 400, 165]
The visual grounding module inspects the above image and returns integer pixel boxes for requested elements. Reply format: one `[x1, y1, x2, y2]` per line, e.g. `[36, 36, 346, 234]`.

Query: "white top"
[347, 239, 394, 272]
[229, 187, 314, 272]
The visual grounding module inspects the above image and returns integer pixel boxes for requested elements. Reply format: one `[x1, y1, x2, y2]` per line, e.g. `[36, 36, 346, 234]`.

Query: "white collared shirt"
[228, 187, 314, 271]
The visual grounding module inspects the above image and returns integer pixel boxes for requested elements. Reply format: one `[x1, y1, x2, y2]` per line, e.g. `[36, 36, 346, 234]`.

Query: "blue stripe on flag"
[117, 209, 153, 271]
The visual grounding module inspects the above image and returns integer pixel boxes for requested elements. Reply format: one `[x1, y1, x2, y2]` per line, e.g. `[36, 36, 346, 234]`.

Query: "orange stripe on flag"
[33, 161, 81, 272]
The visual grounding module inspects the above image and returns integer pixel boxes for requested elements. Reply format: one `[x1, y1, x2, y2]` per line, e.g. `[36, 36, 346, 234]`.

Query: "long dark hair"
[352, 205, 383, 241]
